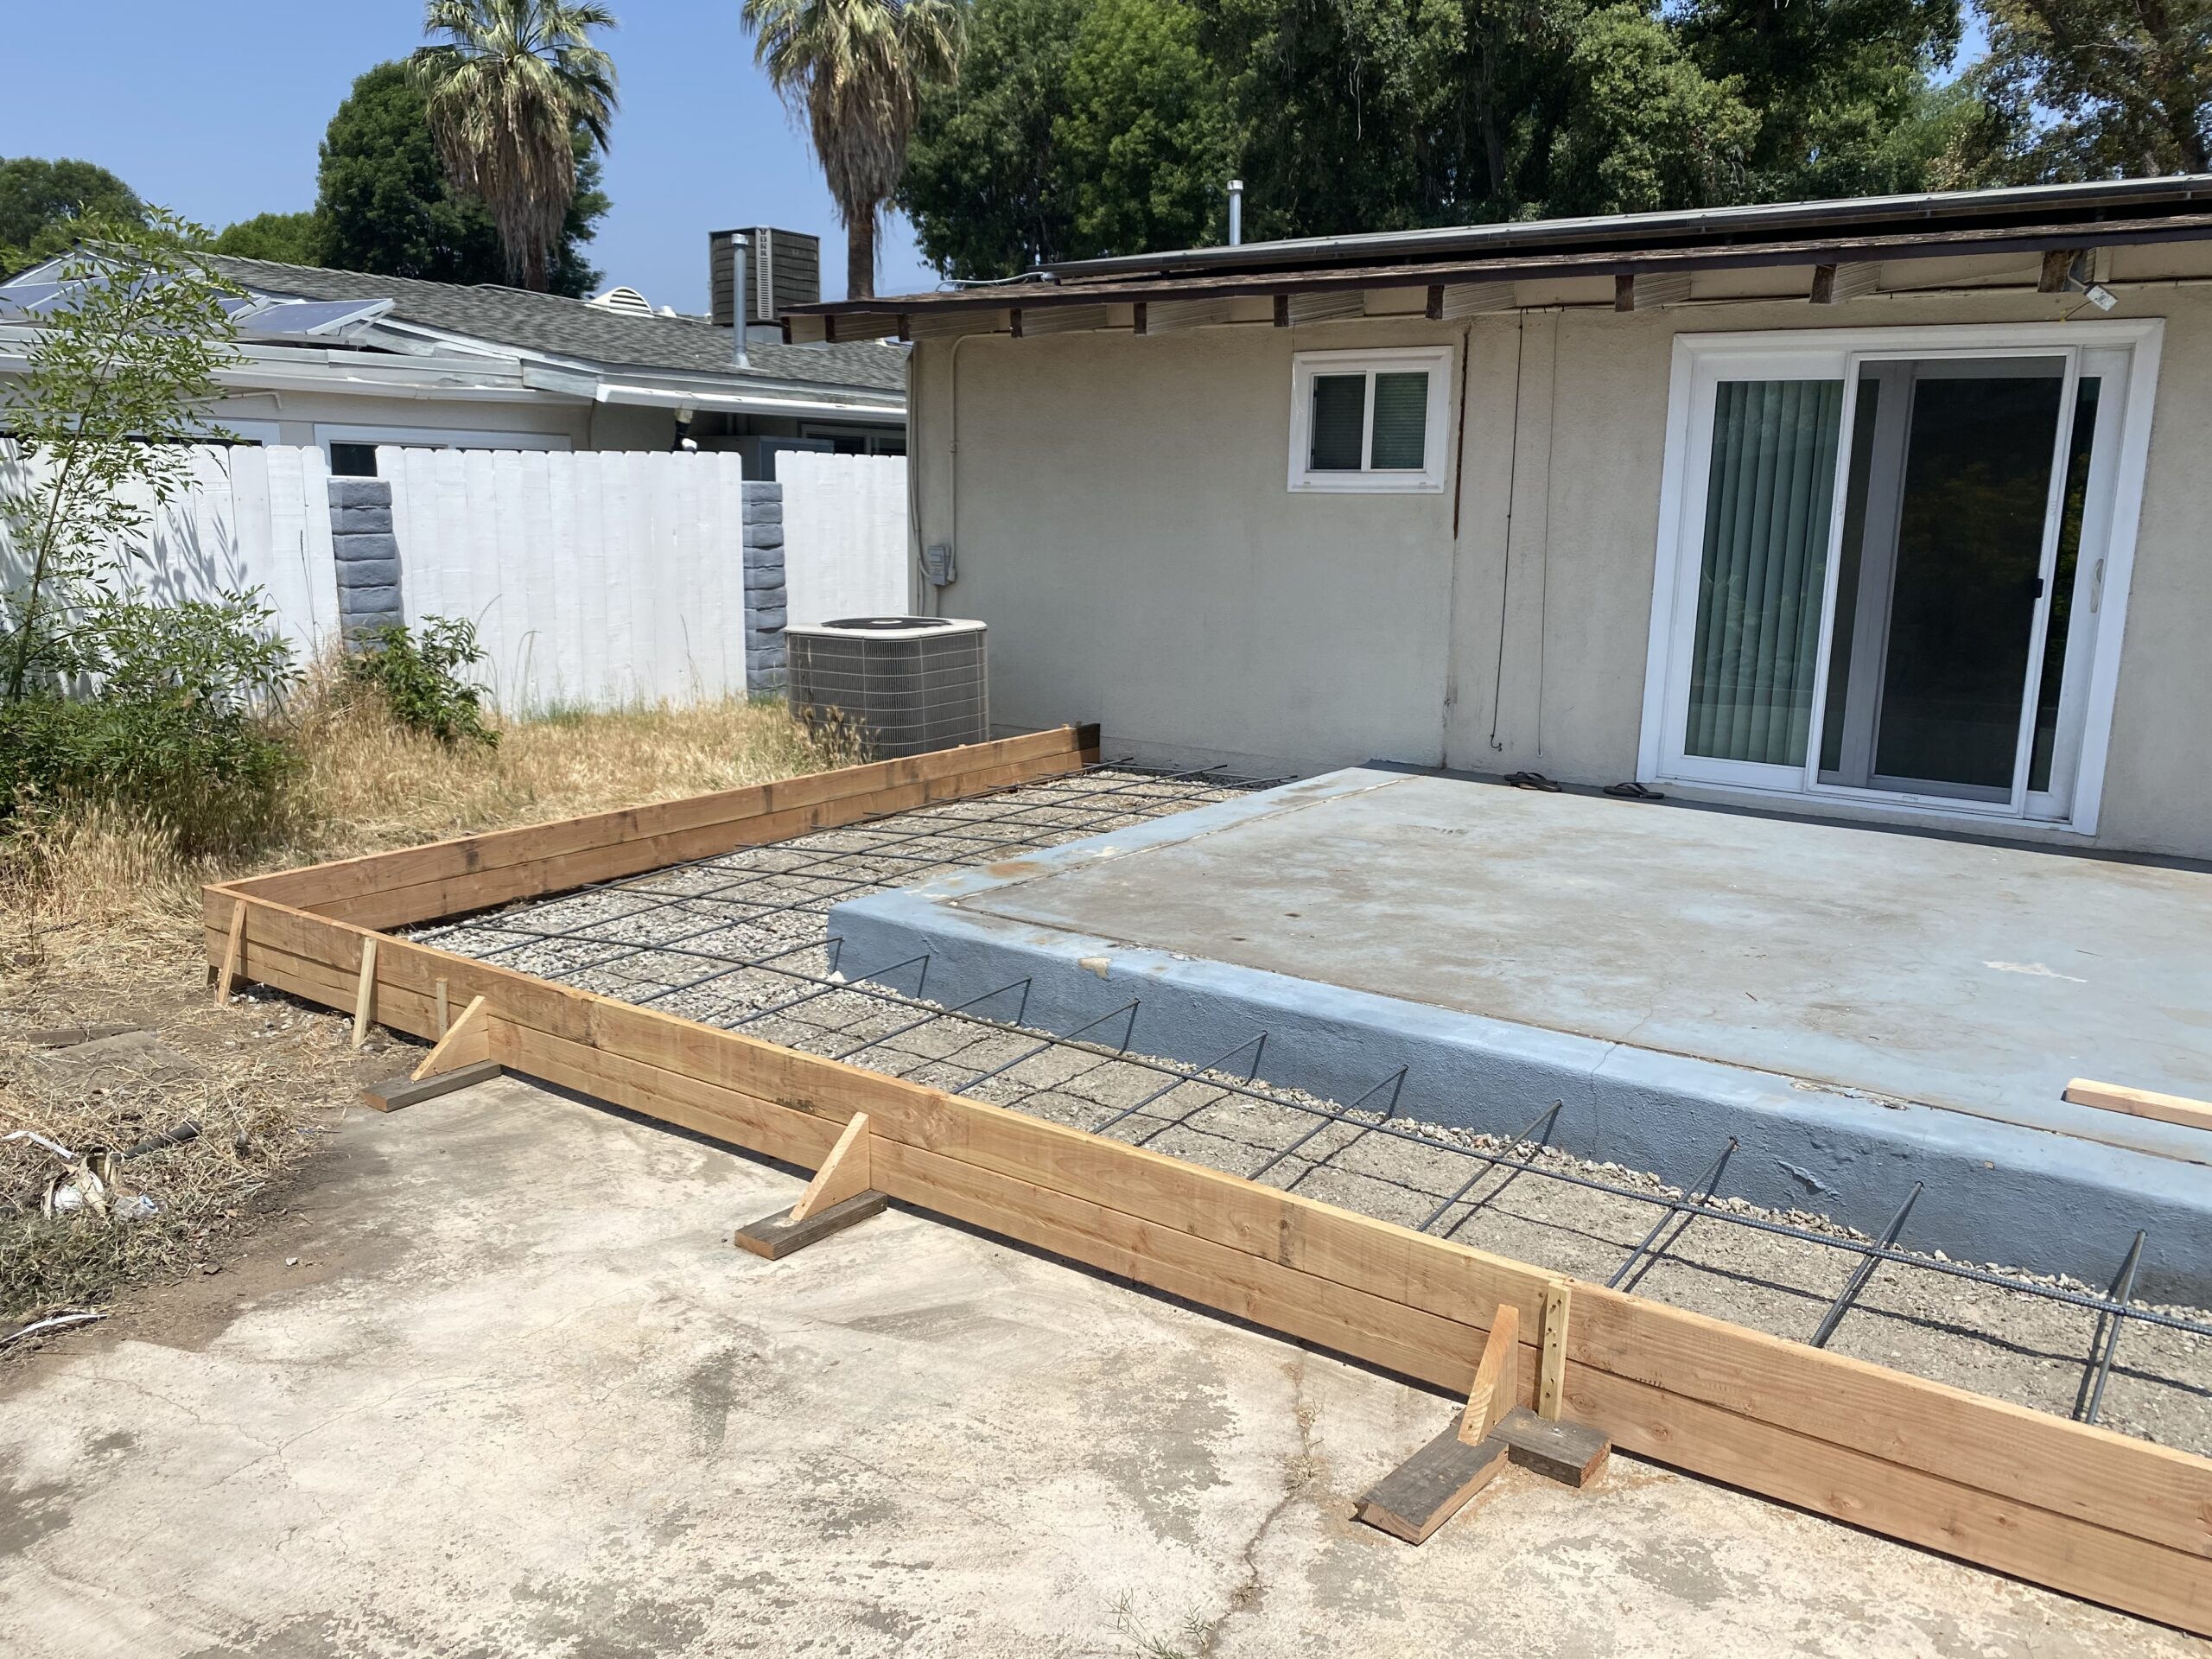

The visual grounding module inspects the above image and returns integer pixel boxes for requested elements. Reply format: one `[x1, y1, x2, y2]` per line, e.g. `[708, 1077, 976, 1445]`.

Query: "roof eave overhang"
[1044, 175, 2212, 281]
[785, 208, 2212, 331]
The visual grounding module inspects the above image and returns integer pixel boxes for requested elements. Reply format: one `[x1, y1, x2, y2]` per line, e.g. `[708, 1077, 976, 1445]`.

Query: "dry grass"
[1, 687, 867, 979]
[0, 689, 866, 1332]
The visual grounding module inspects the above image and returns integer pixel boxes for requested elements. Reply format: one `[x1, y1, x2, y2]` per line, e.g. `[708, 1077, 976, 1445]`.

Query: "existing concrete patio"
[830, 768, 2212, 1297]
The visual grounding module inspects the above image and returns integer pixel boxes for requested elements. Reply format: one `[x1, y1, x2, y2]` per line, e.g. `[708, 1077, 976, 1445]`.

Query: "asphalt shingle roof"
[206, 254, 906, 394]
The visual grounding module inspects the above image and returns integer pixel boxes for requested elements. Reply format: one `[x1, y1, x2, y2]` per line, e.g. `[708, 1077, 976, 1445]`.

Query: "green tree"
[0, 214, 239, 702]
[900, 0, 1230, 276]
[1544, 5, 1758, 216]
[743, 0, 965, 298]
[0, 158, 145, 275]
[1979, 0, 2209, 175]
[1059, 0, 1235, 257]
[900, 0, 1084, 277]
[1671, 0, 1970, 199]
[410, 0, 620, 291]
[313, 60, 606, 294]
[208, 211, 321, 265]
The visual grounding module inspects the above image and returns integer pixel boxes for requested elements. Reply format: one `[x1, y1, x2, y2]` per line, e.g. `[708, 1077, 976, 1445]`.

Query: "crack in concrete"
[1191, 1355, 1315, 1659]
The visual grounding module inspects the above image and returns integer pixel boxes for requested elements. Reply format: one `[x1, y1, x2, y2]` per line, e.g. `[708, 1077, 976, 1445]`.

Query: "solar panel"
[237, 298, 395, 340]
[0, 283, 72, 320]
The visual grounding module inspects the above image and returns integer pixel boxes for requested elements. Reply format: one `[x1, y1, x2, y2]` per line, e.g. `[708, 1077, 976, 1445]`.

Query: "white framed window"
[1635, 320, 2162, 836]
[1287, 346, 1452, 493]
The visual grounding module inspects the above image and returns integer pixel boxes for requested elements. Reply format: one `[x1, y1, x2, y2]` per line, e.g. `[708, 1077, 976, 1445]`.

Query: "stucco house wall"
[905, 246, 2212, 858]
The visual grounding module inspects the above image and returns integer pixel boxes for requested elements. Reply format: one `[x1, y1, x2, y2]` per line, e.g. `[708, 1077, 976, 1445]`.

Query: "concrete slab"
[0, 1075, 2196, 1656]
[830, 769, 2212, 1295]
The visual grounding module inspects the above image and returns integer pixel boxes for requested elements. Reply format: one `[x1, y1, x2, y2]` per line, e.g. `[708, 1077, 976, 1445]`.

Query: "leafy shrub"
[345, 616, 498, 747]
[0, 592, 301, 856]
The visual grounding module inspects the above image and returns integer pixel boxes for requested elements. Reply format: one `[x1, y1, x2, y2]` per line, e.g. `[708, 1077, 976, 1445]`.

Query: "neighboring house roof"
[207, 253, 906, 395]
[785, 174, 2212, 334]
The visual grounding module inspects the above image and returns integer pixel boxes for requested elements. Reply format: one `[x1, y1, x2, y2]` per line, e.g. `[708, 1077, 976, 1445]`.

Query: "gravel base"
[416, 767, 2212, 1456]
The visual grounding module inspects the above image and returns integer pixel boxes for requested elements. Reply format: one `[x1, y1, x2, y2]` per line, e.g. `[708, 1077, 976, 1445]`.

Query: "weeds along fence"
[1, 442, 913, 714]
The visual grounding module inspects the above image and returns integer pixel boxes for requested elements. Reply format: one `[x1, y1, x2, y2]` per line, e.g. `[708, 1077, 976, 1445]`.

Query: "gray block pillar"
[743, 480, 788, 696]
[328, 478, 404, 641]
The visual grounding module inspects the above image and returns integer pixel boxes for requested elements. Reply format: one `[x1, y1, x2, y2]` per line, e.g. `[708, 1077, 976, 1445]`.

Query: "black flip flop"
[1604, 781, 1666, 801]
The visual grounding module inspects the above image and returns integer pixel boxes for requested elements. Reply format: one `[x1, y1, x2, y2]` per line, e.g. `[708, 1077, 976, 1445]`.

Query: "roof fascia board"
[793, 210, 2212, 319]
[593, 382, 903, 420]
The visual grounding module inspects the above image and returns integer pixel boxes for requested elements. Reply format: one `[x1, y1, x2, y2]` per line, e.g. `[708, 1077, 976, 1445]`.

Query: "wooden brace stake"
[1539, 1280, 1572, 1421]
[215, 901, 247, 1005]
[412, 995, 491, 1081]
[352, 936, 378, 1050]
[791, 1113, 872, 1221]
[734, 1114, 885, 1259]
[435, 978, 451, 1038]
[1459, 1303, 1521, 1445]
[362, 995, 500, 1113]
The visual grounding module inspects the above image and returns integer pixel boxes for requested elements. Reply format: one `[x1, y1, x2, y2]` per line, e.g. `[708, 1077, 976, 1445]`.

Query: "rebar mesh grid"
[416, 762, 2212, 1452]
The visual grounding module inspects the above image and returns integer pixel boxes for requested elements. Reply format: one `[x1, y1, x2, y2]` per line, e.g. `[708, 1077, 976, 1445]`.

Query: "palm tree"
[410, 0, 619, 291]
[742, 0, 962, 301]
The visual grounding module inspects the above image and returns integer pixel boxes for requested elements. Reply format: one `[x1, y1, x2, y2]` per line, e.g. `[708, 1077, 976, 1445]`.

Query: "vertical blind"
[1685, 378, 1845, 766]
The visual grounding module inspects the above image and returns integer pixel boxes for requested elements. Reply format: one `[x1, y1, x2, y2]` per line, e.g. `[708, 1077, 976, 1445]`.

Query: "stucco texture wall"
[910, 277, 2212, 855]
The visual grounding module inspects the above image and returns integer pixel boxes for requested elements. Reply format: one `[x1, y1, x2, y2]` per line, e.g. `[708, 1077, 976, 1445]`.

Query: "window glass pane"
[328, 442, 378, 478]
[1370, 372, 1429, 469]
[1308, 374, 1365, 470]
[1684, 378, 1845, 766]
[1873, 365, 2063, 791]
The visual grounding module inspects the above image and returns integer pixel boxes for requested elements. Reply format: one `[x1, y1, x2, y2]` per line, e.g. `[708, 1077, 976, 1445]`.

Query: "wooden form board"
[198, 731, 2212, 1633]
[223, 725, 1103, 931]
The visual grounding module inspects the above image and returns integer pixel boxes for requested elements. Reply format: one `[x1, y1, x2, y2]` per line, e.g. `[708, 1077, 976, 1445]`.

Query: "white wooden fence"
[778, 450, 911, 626]
[0, 440, 340, 650]
[379, 447, 755, 711]
[3, 442, 912, 713]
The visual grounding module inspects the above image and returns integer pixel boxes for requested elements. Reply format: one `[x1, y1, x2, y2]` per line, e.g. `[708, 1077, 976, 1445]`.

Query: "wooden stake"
[351, 936, 378, 1050]
[215, 901, 247, 1005]
[411, 995, 491, 1081]
[1459, 1304, 1521, 1445]
[790, 1113, 872, 1222]
[435, 978, 451, 1037]
[1540, 1280, 1572, 1421]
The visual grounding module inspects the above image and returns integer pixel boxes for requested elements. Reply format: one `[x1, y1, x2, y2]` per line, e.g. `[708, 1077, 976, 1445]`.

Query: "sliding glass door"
[1649, 327, 2149, 829]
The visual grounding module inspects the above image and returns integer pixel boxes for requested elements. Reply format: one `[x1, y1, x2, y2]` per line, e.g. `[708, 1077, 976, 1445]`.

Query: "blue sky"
[0, 0, 938, 308]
